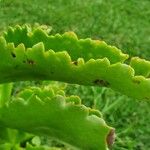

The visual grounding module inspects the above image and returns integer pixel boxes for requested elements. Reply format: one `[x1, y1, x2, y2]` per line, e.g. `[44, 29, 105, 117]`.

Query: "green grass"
[0, 0, 150, 149]
[0, 0, 150, 58]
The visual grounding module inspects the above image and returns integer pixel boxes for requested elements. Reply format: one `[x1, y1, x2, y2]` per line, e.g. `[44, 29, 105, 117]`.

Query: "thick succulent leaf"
[130, 57, 150, 77]
[0, 86, 114, 150]
[4, 25, 127, 64]
[0, 25, 150, 100]
[26, 144, 62, 150]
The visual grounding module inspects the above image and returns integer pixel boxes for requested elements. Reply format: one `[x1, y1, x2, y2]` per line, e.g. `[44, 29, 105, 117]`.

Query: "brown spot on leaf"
[106, 129, 115, 148]
[133, 79, 141, 84]
[94, 79, 110, 87]
[72, 61, 78, 65]
[22, 59, 35, 65]
[27, 59, 35, 65]
[11, 52, 16, 58]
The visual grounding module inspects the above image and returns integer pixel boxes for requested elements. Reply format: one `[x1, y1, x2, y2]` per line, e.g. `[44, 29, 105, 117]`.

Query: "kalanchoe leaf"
[0, 86, 113, 150]
[130, 57, 150, 77]
[0, 25, 150, 99]
[26, 143, 62, 150]
[4, 25, 128, 63]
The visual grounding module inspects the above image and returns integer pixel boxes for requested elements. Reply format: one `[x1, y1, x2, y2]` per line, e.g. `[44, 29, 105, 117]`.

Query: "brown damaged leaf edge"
[106, 129, 115, 148]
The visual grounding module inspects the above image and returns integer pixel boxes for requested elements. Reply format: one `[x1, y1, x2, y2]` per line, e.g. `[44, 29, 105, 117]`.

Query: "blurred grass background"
[0, 0, 150, 149]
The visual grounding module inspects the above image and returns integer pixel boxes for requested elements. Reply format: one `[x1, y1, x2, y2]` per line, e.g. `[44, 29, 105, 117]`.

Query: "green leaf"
[0, 25, 150, 100]
[130, 57, 150, 77]
[26, 143, 61, 150]
[0, 83, 13, 106]
[0, 86, 113, 150]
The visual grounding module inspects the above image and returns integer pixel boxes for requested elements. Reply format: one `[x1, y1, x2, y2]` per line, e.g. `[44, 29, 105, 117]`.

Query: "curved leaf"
[0, 86, 114, 150]
[0, 25, 149, 100]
